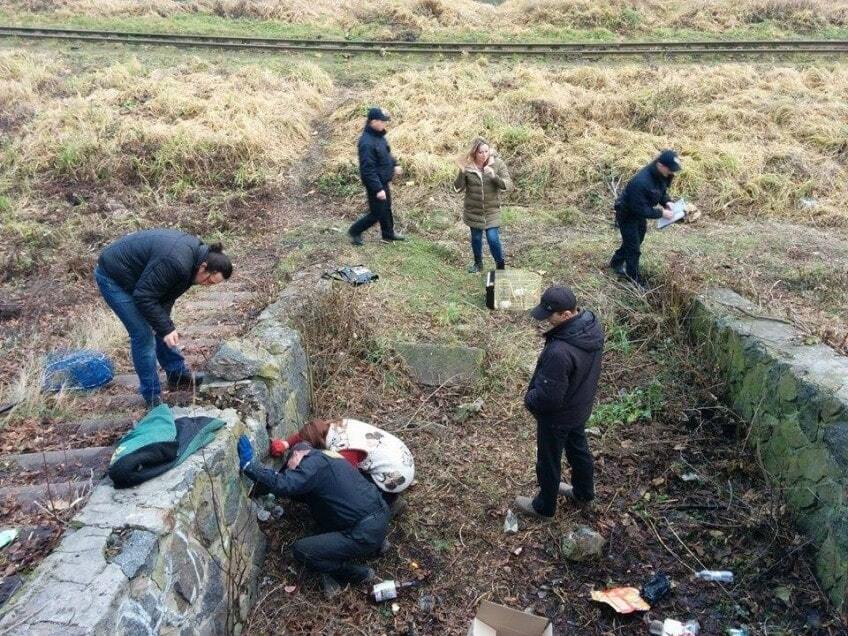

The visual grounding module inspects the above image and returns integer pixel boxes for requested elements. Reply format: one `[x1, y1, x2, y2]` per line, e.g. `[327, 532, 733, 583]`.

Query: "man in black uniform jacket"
[237, 436, 388, 599]
[610, 149, 682, 287]
[348, 106, 406, 246]
[96, 229, 232, 406]
[515, 286, 605, 520]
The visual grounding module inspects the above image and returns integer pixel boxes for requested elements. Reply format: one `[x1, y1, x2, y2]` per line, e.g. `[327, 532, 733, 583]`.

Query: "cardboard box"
[485, 269, 543, 312]
[467, 601, 554, 636]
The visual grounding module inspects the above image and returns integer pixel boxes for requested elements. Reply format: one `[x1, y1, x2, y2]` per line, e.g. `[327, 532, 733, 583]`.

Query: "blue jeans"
[95, 267, 187, 402]
[470, 227, 504, 265]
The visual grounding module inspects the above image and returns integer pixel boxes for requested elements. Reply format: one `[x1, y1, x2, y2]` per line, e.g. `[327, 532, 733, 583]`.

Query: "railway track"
[2, 25, 848, 57]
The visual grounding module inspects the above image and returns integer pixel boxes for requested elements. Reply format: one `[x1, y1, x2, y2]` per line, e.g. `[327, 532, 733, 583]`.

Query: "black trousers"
[349, 187, 394, 239]
[610, 217, 647, 284]
[532, 420, 594, 517]
[291, 509, 389, 584]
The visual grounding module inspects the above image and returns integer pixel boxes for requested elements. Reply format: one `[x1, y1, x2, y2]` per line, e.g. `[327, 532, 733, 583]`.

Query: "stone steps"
[0, 447, 113, 481]
[0, 480, 94, 513]
[55, 416, 135, 436]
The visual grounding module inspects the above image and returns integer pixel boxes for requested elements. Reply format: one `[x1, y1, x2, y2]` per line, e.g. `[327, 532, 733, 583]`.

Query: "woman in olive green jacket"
[454, 137, 513, 273]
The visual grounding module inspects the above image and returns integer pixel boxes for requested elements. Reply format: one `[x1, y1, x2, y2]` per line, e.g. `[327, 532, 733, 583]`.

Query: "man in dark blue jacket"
[96, 229, 232, 406]
[348, 107, 405, 246]
[610, 149, 681, 287]
[237, 437, 388, 599]
[515, 286, 605, 520]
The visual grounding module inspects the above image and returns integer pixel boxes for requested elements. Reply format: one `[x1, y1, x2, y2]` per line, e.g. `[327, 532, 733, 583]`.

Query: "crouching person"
[237, 436, 388, 599]
[270, 417, 415, 515]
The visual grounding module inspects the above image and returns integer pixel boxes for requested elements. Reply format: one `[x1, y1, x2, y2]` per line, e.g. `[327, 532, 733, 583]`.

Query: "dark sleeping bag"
[108, 403, 225, 488]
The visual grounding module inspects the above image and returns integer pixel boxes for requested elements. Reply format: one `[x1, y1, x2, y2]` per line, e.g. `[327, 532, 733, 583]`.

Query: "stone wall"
[688, 288, 848, 609]
[0, 275, 319, 635]
[0, 407, 269, 635]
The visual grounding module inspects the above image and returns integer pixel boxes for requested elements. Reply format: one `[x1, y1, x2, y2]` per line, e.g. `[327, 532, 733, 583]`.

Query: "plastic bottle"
[370, 579, 418, 603]
[695, 570, 734, 583]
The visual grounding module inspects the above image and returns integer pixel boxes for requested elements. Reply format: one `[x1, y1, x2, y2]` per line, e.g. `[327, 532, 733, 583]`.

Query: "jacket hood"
[547, 310, 604, 352]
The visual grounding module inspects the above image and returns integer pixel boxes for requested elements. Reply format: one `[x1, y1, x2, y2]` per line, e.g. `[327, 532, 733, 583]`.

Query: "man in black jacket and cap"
[348, 106, 406, 246]
[515, 285, 605, 520]
[95, 228, 232, 406]
[237, 436, 388, 599]
[610, 149, 682, 287]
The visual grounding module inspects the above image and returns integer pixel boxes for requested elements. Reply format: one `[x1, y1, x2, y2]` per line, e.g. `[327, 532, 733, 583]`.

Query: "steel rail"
[1, 25, 847, 56]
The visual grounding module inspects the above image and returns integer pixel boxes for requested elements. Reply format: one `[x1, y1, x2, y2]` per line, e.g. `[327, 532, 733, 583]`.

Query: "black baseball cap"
[657, 149, 682, 173]
[367, 106, 391, 122]
[530, 286, 577, 320]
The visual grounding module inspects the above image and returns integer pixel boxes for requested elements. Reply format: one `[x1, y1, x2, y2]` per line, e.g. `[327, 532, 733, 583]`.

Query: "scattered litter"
[391, 602, 400, 614]
[469, 600, 552, 635]
[503, 509, 519, 534]
[284, 585, 297, 594]
[256, 508, 271, 522]
[651, 477, 666, 487]
[649, 618, 700, 635]
[405, 180, 415, 186]
[641, 572, 672, 604]
[695, 570, 734, 583]
[586, 427, 601, 437]
[371, 579, 417, 603]
[0, 529, 18, 550]
[270, 505, 285, 520]
[725, 628, 749, 636]
[42, 349, 114, 392]
[680, 472, 701, 482]
[590, 587, 650, 613]
[512, 546, 523, 556]
[322, 265, 379, 286]
[561, 526, 606, 561]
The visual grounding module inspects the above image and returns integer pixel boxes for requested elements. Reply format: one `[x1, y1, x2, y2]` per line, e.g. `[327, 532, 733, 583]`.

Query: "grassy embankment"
[0, 48, 333, 415]
[2, 0, 848, 41]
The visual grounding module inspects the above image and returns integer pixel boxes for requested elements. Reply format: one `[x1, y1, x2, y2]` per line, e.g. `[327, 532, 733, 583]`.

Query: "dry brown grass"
[325, 61, 848, 227]
[2, 0, 847, 36]
[4, 54, 331, 196]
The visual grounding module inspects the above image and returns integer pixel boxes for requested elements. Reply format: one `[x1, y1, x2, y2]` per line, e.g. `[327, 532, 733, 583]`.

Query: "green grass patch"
[590, 380, 664, 428]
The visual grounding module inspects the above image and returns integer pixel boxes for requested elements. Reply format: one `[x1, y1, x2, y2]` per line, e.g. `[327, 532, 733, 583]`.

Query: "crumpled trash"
[590, 587, 650, 613]
[641, 572, 672, 604]
[0, 529, 17, 550]
[503, 509, 518, 533]
[725, 628, 750, 636]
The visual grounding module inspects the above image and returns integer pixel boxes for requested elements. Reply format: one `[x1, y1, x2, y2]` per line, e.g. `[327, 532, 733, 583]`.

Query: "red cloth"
[280, 432, 366, 468]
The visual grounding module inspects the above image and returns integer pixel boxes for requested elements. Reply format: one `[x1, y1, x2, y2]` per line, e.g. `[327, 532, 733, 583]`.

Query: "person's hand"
[237, 435, 254, 471]
[376, 190, 387, 201]
[483, 165, 496, 178]
[394, 165, 403, 176]
[270, 439, 289, 457]
[163, 330, 180, 348]
[662, 207, 675, 220]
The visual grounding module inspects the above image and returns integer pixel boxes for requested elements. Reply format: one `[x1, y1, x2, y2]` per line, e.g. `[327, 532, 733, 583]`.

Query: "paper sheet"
[657, 199, 686, 230]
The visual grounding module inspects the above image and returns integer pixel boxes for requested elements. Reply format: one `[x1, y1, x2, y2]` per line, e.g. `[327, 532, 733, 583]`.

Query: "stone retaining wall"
[0, 276, 320, 635]
[689, 288, 848, 610]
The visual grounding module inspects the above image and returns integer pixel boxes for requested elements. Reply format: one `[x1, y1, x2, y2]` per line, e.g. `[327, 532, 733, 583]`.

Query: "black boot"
[495, 261, 506, 270]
